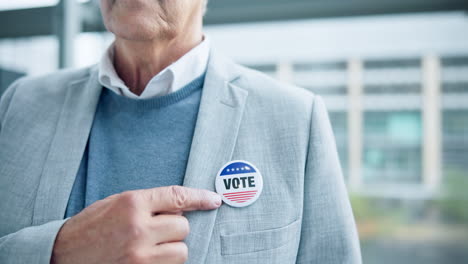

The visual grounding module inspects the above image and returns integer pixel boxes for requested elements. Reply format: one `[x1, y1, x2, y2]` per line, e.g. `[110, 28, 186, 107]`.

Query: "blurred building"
[247, 55, 468, 200]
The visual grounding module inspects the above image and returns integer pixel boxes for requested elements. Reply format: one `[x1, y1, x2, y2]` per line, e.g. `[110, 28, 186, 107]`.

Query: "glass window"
[363, 58, 421, 94]
[363, 111, 422, 183]
[442, 110, 468, 178]
[293, 61, 347, 95]
[441, 57, 468, 93]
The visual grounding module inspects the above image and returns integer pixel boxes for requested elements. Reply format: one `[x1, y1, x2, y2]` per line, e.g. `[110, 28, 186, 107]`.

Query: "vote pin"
[215, 160, 263, 207]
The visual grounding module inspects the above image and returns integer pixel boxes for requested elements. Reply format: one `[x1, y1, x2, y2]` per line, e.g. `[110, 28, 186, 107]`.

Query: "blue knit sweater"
[65, 74, 205, 217]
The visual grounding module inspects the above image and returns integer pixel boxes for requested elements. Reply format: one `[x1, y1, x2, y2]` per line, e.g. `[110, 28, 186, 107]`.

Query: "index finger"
[140, 185, 222, 213]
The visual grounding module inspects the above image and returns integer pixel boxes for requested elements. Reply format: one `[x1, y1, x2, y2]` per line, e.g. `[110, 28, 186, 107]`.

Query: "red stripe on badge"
[223, 190, 258, 203]
[228, 196, 255, 200]
[223, 191, 257, 196]
[224, 193, 256, 198]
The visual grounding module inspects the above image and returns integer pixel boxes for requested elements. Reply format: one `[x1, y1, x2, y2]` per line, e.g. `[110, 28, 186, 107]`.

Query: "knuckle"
[126, 221, 144, 241]
[169, 186, 188, 209]
[124, 208, 140, 226]
[121, 213, 144, 241]
[119, 191, 140, 208]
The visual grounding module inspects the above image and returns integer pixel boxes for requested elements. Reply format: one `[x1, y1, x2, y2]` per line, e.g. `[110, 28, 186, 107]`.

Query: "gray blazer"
[0, 50, 361, 264]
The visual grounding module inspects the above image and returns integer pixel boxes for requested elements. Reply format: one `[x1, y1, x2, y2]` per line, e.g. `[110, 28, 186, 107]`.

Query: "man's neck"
[113, 29, 203, 96]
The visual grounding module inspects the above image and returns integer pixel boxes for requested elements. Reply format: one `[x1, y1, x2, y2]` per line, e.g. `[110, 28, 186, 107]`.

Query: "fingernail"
[210, 192, 222, 207]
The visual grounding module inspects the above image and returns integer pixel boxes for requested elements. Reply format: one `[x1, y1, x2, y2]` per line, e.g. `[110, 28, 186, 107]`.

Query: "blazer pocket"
[220, 218, 301, 256]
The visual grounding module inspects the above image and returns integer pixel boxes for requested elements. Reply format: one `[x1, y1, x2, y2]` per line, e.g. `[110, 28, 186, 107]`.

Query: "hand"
[51, 186, 221, 264]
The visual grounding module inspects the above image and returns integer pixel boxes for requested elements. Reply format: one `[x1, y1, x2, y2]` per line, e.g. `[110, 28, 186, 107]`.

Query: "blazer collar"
[32, 49, 249, 264]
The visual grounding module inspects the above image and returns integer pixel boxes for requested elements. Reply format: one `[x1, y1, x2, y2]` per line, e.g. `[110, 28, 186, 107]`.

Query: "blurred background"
[1, 0, 467, 263]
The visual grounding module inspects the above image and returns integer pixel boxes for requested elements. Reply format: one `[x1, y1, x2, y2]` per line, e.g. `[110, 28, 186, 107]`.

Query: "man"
[0, 0, 361, 263]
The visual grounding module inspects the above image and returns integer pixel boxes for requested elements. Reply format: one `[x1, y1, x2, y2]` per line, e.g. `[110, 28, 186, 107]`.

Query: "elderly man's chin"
[107, 16, 178, 42]
[102, 0, 179, 41]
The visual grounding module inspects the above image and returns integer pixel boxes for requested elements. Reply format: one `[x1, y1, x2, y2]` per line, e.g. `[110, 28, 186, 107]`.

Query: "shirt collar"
[98, 36, 210, 99]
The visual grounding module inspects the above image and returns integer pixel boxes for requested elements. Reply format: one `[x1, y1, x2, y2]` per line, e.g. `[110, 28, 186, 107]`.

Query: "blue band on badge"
[219, 162, 257, 176]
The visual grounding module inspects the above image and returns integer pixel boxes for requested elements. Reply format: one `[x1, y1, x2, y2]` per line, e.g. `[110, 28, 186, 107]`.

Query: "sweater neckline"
[103, 73, 205, 111]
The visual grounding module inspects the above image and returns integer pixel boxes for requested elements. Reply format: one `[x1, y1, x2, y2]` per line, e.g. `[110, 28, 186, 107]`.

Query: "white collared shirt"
[98, 37, 210, 99]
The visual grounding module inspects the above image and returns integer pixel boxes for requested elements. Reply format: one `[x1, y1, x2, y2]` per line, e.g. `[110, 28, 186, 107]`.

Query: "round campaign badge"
[215, 160, 263, 207]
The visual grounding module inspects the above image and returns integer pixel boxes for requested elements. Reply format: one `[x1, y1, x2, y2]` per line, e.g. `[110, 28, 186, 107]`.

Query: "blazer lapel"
[32, 66, 102, 225]
[183, 50, 249, 264]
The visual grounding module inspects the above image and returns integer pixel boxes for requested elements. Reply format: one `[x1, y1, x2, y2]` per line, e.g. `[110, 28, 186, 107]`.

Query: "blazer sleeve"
[0, 79, 69, 264]
[0, 220, 68, 264]
[295, 95, 362, 264]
